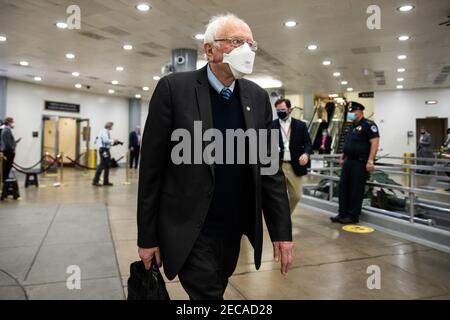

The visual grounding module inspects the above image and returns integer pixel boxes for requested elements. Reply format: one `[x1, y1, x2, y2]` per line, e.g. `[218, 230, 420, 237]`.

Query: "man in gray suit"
[137, 13, 294, 300]
[417, 127, 433, 174]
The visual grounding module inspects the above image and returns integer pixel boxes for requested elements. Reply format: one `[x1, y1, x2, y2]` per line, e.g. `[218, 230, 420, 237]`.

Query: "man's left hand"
[366, 161, 375, 172]
[299, 154, 309, 166]
[273, 241, 294, 276]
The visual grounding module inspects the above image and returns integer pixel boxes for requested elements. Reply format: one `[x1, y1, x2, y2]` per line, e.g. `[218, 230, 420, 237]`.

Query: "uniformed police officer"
[331, 102, 380, 224]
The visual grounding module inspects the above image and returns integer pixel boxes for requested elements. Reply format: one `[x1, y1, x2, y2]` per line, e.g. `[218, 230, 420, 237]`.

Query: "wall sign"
[45, 101, 80, 113]
[358, 92, 374, 98]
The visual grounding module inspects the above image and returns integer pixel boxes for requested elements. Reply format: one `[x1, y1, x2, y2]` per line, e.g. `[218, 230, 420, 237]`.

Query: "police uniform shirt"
[343, 118, 379, 160]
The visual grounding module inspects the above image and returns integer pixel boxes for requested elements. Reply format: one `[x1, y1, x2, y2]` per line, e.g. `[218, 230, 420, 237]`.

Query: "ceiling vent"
[101, 26, 131, 36]
[257, 48, 284, 67]
[439, 15, 450, 26]
[351, 46, 381, 54]
[373, 70, 386, 86]
[137, 51, 158, 58]
[78, 30, 108, 41]
[143, 42, 167, 50]
[433, 66, 450, 84]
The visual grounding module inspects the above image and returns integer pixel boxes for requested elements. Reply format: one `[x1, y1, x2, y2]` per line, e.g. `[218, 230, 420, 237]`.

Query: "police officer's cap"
[348, 101, 365, 112]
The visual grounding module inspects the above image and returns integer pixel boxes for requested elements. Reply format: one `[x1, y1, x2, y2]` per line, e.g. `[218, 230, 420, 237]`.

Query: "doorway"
[416, 117, 448, 152]
[42, 116, 90, 166]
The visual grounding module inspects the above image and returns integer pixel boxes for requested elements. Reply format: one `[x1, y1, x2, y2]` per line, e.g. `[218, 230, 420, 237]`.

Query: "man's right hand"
[138, 247, 161, 270]
[339, 156, 345, 166]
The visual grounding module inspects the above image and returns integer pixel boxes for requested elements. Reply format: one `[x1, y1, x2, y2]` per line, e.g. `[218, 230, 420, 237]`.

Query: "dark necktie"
[220, 88, 232, 100]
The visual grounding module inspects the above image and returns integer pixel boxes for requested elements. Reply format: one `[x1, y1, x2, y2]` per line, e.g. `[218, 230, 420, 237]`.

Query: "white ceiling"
[0, 0, 449, 99]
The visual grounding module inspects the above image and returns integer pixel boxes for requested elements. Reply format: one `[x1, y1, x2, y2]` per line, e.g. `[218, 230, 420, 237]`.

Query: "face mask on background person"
[277, 111, 289, 121]
[222, 43, 255, 79]
[347, 113, 356, 122]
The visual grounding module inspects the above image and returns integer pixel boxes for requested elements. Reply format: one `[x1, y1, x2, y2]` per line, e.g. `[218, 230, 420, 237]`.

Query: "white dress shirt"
[279, 116, 292, 161]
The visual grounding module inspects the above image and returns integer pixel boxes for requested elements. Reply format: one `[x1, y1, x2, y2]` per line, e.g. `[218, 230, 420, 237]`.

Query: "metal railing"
[308, 154, 450, 226]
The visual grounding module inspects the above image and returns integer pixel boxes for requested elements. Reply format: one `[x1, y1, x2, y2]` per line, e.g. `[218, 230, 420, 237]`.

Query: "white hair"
[203, 13, 247, 45]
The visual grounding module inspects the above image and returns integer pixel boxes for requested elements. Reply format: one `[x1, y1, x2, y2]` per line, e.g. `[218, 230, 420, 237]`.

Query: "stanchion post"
[408, 168, 415, 224]
[123, 151, 131, 185]
[44, 152, 50, 177]
[60, 152, 64, 184]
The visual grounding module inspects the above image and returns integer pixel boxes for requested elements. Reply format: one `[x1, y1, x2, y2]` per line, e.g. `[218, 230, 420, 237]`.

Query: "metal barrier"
[307, 154, 450, 227]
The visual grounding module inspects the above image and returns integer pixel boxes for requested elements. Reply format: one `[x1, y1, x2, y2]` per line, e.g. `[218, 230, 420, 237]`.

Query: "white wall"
[374, 88, 450, 162]
[6, 80, 130, 167]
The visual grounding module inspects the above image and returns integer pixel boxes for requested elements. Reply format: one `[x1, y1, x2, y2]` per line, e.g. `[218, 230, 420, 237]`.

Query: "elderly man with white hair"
[137, 13, 293, 300]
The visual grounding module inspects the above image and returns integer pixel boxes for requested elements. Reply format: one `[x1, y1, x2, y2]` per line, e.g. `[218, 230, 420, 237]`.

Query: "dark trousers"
[338, 159, 369, 219]
[93, 148, 111, 184]
[178, 231, 242, 300]
[2, 151, 15, 182]
[130, 146, 140, 169]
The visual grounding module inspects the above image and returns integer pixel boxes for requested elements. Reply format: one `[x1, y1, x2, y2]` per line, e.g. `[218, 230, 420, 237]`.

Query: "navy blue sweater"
[202, 83, 252, 238]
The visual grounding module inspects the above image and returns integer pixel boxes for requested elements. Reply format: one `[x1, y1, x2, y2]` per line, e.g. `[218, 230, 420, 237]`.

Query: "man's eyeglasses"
[214, 37, 258, 52]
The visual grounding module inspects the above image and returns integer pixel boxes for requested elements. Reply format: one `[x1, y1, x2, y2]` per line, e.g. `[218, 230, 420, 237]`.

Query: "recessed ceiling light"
[34, 76, 42, 81]
[397, 68, 406, 73]
[72, 72, 80, 77]
[143, 86, 150, 91]
[123, 44, 133, 50]
[136, 3, 151, 12]
[116, 66, 124, 72]
[347, 88, 354, 92]
[398, 35, 411, 41]
[397, 5, 414, 12]
[108, 89, 115, 94]
[284, 21, 297, 28]
[397, 54, 407, 60]
[307, 44, 318, 51]
[65, 53, 75, 59]
[111, 80, 119, 85]
[19, 61, 29, 66]
[75, 83, 82, 89]
[397, 77, 405, 82]
[329, 94, 339, 98]
[56, 22, 68, 29]
[333, 72, 341, 77]
[194, 34, 205, 40]
[322, 60, 331, 66]
[397, 85, 404, 89]
[341, 80, 348, 85]
[135, 94, 142, 99]
[0, 35, 7, 42]
[153, 76, 160, 81]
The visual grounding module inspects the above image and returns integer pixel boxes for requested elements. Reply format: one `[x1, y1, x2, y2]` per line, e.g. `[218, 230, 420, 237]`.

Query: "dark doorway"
[416, 117, 448, 152]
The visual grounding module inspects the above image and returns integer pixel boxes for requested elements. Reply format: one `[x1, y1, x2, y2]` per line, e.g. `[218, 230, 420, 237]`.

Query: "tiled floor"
[0, 168, 449, 300]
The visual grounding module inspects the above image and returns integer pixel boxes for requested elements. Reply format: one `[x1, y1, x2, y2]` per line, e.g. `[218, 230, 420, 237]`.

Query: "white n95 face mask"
[222, 43, 256, 79]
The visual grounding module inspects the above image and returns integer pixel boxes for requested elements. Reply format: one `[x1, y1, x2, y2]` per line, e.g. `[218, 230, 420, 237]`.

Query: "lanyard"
[280, 123, 291, 142]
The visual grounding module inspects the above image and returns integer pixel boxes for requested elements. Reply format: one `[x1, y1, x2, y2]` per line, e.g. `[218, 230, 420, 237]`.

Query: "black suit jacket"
[273, 118, 313, 176]
[129, 131, 140, 149]
[137, 66, 292, 280]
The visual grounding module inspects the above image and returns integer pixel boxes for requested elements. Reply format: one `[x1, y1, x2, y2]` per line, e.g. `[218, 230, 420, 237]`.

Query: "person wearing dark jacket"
[129, 126, 141, 169]
[1, 117, 21, 181]
[137, 14, 293, 300]
[273, 99, 313, 213]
